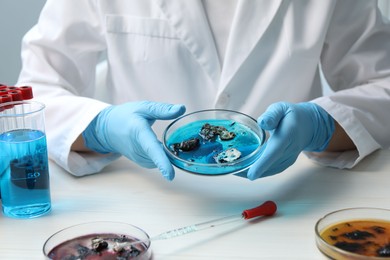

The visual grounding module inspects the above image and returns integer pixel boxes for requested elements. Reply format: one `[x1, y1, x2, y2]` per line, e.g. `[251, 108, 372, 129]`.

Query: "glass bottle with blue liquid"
[0, 100, 51, 218]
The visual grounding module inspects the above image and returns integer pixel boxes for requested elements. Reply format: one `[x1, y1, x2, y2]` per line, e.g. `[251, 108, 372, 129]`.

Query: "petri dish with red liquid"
[43, 221, 152, 260]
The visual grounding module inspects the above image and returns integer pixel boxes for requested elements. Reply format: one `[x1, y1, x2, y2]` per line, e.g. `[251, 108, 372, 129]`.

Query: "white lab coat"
[17, 0, 390, 176]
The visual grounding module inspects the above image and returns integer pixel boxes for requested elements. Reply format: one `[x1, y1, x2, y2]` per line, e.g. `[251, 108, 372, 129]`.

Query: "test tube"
[2, 87, 20, 129]
[11, 88, 27, 128]
[0, 85, 34, 130]
[0, 94, 13, 132]
[0, 85, 51, 219]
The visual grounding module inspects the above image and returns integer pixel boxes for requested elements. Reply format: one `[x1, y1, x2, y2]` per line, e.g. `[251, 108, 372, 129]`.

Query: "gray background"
[0, 1, 389, 86]
[0, 0, 46, 85]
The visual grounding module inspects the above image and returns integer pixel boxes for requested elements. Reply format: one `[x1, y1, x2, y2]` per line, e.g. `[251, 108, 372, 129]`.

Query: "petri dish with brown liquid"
[315, 208, 390, 259]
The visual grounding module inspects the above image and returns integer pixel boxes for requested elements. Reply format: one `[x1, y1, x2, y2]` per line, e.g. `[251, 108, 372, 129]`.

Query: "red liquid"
[47, 233, 149, 260]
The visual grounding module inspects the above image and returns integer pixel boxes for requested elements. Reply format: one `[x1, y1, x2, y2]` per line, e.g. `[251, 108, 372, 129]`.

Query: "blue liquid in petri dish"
[166, 119, 262, 175]
[0, 129, 51, 218]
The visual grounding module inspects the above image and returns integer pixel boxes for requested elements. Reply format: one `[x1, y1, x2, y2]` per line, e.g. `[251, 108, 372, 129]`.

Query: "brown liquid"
[320, 220, 390, 257]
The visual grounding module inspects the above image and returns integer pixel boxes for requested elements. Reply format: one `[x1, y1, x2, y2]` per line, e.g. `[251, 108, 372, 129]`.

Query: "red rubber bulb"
[242, 201, 277, 219]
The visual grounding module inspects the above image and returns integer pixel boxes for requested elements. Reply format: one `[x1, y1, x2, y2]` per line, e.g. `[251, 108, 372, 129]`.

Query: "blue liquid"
[166, 119, 262, 175]
[0, 129, 51, 218]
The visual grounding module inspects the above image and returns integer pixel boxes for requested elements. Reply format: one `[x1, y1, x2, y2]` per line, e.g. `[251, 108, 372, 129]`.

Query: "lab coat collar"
[155, 0, 221, 86]
[220, 0, 283, 90]
[155, 0, 283, 93]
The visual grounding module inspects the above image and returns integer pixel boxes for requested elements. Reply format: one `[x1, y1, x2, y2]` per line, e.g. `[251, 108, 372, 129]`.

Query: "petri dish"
[43, 221, 152, 260]
[163, 109, 266, 175]
[315, 207, 390, 259]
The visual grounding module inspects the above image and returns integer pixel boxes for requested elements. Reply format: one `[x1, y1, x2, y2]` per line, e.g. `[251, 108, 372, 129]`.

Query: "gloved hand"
[82, 101, 186, 181]
[247, 102, 335, 180]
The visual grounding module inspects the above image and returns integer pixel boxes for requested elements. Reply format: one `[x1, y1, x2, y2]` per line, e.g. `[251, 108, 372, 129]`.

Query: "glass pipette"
[118, 200, 277, 250]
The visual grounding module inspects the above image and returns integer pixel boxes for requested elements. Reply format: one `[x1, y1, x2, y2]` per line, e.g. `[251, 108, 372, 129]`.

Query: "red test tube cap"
[9, 90, 23, 101]
[0, 96, 4, 112]
[242, 201, 277, 219]
[19, 86, 33, 100]
[0, 94, 12, 103]
[0, 88, 8, 95]
[7, 86, 18, 91]
[0, 94, 13, 109]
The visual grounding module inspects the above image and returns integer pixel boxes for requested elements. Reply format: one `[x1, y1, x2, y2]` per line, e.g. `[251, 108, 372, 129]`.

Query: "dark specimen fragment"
[377, 244, 390, 256]
[199, 123, 219, 141]
[91, 237, 108, 252]
[199, 123, 236, 141]
[170, 138, 200, 154]
[76, 244, 93, 258]
[342, 230, 375, 240]
[118, 245, 142, 259]
[220, 130, 236, 140]
[61, 255, 78, 260]
[371, 225, 386, 234]
[334, 241, 364, 253]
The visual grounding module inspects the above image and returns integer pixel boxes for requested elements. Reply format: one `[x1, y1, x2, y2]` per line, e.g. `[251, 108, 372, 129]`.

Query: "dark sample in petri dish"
[47, 233, 147, 260]
[320, 220, 390, 257]
[163, 109, 266, 175]
[43, 222, 152, 260]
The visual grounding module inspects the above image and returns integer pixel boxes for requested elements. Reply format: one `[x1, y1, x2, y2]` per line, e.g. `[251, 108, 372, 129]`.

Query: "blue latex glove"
[82, 101, 186, 181]
[247, 102, 335, 180]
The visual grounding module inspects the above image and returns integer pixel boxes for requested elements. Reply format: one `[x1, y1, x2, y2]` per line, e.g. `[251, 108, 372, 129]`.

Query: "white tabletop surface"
[1, 149, 390, 260]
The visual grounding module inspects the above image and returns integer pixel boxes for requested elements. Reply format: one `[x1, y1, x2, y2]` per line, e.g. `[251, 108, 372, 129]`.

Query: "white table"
[1, 149, 390, 260]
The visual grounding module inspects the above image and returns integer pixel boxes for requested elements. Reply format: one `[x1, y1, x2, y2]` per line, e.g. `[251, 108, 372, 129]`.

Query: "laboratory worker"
[17, 0, 390, 181]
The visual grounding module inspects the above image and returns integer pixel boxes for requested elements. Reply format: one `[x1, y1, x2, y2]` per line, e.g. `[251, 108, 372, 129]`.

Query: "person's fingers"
[258, 102, 289, 130]
[255, 152, 298, 178]
[139, 101, 186, 120]
[137, 128, 175, 181]
[247, 134, 288, 180]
